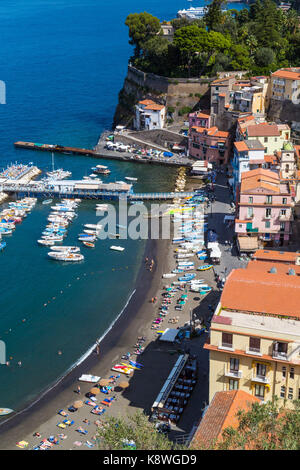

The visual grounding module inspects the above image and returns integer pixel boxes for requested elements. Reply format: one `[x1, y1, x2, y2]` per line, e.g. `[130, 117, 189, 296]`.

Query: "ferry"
[91, 165, 111, 175]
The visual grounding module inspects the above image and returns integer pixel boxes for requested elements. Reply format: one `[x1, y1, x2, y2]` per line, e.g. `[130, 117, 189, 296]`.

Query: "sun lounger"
[68, 405, 77, 412]
[16, 440, 29, 449]
[57, 423, 66, 429]
[85, 400, 96, 406]
[91, 406, 106, 415]
[76, 427, 88, 435]
[85, 440, 95, 448]
[58, 409, 68, 417]
[63, 419, 74, 426]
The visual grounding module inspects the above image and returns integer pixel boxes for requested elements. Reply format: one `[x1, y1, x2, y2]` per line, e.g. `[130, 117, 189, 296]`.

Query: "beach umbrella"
[99, 379, 110, 386]
[73, 400, 83, 409]
[119, 381, 129, 389]
[90, 387, 100, 395]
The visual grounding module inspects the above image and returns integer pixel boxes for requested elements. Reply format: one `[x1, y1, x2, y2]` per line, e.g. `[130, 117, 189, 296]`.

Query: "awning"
[237, 236, 258, 252]
[159, 328, 179, 342]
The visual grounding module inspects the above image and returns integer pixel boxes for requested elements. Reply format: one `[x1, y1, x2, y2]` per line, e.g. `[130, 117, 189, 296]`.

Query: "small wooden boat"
[162, 273, 176, 279]
[82, 241, 95, 248]
[197, 264, 213, 271]
[110, 245, 124, 252]
[0, 408, 13, 416]
[42, 199, 53, 205]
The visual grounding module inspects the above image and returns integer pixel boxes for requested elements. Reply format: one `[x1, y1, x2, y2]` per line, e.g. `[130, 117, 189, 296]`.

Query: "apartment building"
[134, 99, 166, 130]
[188, 125, 230, 164]
[270, 68, 300, 103]
[205, 264, 300, 408]
[188, 111, 211, 129]
[235, 168, 293, 249]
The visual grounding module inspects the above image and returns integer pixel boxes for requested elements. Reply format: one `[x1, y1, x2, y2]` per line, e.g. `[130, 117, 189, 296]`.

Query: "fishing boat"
[84, 224, 100, 230]
[42, 199, 53, 205]
[83, 229, 97, 235]
[197, 264, 213, 271]
[162, 273, 176, 278]
[0, 241, 6, 251]
[110, 246, 124, 252]
[0, 408, 13, 416]
[82, 241, 95, 248]
[92, 165, 111, 175]
[200, 286, 212, 293]
[178, 273, 195, 282]
[78, 236, 96, 242]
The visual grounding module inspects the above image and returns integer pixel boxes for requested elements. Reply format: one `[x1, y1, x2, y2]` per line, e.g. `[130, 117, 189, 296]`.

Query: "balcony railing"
[225, 369, 242, 379]
[272, 350, 287, 360]
[246, 347, 262, 356]
[251, 373, 270, 384]
[219, 342, 234, 351]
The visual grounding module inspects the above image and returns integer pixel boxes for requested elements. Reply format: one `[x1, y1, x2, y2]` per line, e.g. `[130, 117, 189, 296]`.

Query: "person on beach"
[76, 385, 81, 394]
[96, 344, 100, 356]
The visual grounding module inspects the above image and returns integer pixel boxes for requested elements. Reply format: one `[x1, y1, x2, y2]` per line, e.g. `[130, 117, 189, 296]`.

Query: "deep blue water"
[0, 0, 247, 413]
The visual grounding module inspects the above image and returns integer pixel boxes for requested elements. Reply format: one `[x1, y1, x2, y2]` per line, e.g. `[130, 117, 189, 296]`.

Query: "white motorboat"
[48, 252, 84, 262]
[83, 229, 97, 235]
[37, 239, 56, 246]
[162, 273, 176, 279]
[125, 177, 138, 182]
[50, 246, 80, 253]
[84, 224, 101, 230]
[110, 246, 124, 252]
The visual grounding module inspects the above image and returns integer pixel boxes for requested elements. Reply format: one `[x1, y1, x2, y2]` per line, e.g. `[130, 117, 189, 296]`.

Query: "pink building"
[188, 111, 211, 129]
[188, 125, 230, 165]
[235, 169, 293, 251]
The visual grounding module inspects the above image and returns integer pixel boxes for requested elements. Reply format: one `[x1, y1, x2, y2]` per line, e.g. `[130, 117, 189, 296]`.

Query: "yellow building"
[270, 68, 300, 103]
[205, 263, 300, 408]
[244, 122, 290, 155]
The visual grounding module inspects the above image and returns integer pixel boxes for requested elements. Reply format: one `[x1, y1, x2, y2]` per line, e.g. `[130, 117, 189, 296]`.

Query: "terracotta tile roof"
[247, 123, 280, 137]
[246, 260, 300, 275]
[220, 268, 300, 318]
[138, 99, 165, 110]
[240, 168, 280, 193]
[215, 130, 229, 138]
[192, 112, 210, 119]
[253, 249, 298, 264]
[264, 154, 278, 164]
[211, 76, 235, 85]
[234, 141, 250, 152]
[139, 99, 156, 105]
[191, 391, 259, 449]
[272, 69, 300, 80]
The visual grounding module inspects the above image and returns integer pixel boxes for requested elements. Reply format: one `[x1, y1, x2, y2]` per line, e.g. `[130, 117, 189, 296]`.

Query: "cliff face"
[267, 99, 300, 125]
[113, 65, 212, 128]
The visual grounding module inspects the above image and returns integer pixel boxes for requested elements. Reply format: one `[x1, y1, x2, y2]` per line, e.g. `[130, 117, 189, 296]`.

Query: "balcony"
[224, 369, 243, 379]
[278, 214, 293, 222]
[272, 350, 287, 361]
[246, 347, 262, 357]
[218, 342, 234, 352]
[251, 373, 270, 384]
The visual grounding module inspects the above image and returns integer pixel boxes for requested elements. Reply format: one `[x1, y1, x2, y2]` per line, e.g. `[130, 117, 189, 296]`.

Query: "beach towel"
[85, 400, 96, 406]
[16, 441, 29, 449]
[58, 433, 67, 439]
[58, 410, 68, 417]
[73, 441, 82, 447]
[63, 419, 74, 426]
[91, 406, 106, 415]
[85, 440, 94, 448]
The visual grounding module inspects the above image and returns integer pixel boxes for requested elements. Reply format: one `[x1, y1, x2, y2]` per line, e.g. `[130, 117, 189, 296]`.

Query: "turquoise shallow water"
[0, 0, 247, 412]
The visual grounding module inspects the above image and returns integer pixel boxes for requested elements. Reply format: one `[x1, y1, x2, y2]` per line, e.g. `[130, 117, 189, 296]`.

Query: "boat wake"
[0, 289, 136, 429]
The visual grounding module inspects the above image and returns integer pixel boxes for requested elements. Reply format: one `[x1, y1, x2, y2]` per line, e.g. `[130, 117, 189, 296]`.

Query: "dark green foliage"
[125, 2, 300, 77]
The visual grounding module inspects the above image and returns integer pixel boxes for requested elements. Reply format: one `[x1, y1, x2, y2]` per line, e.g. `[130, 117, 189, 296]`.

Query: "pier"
[14, 140, 193, 168]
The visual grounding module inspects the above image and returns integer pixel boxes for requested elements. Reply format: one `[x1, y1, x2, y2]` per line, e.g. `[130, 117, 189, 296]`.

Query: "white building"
[134, 99, 166, 131]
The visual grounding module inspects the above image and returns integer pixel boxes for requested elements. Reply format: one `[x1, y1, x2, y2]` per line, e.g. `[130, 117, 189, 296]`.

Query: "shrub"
[178, 106, 192, 116]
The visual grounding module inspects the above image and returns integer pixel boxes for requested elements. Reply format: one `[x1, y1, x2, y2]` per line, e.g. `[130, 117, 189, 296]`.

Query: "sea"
[0, 0, 248, 414]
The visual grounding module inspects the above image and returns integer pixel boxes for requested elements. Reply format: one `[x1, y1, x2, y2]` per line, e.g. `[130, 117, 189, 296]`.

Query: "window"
[222, 332, 233, 348]
[281, 209, 286, 216]
[248, 207, 253, 218]
[254, 384, 265, 399]
[256, 363, 267, 378]
[265, 221, 271, 228]
[266, 208, 272, 218]
[249, 337, 261, 353]
[280, 222, 285, 231]
[249, 197, 253, 203]
[273, 342, 288, 358]
[288, 387, 293, 400]
[282, 366, 286, 378]
[282, 198, 287, 204]
[280, 386, 286, 398]
[298, 389, 300, 400]
[264, 137, 268, 143]
[290, 368, 294, 380]
[266, 196, 272, 204]
[230, 358, 239, 372]
[229, 379, 238, 390]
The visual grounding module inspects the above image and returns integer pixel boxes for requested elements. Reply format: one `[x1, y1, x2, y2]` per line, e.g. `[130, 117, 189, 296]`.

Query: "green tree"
[192, 398, 300, 450]
[125, 12, 161, 58]
[255, 47, 275, 68]
[97, 411, 183, 450]
[204, 0, 227, 31]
